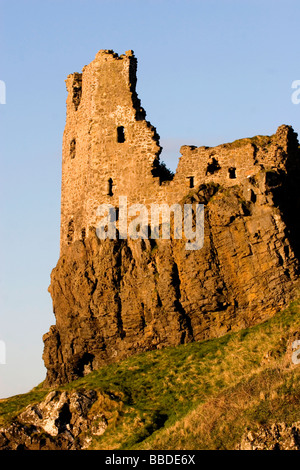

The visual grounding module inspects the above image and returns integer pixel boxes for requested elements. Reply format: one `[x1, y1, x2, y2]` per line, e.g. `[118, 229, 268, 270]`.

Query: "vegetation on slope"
[1, 298, 300, 449]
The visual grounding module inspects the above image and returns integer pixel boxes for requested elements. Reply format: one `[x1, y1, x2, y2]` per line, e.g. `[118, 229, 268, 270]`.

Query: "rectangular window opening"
[117, 126, 125, 143]
[187, 176, 194, 188]
[228, 167, 236, 179]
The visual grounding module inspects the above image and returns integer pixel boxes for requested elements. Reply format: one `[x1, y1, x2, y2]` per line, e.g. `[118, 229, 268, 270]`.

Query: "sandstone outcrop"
[237, 422, 300, 450]
[0, 390, 107, 450]
[43, 133, 300, 385]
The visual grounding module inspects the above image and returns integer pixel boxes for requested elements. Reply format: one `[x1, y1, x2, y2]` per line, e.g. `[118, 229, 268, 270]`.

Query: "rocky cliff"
[43, 125, 300, 386]
[42, 51, 300, 386]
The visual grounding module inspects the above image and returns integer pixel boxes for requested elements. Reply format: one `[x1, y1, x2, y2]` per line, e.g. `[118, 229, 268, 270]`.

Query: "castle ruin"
[43, 49, 300, 386]
[61, 49, 297, 251]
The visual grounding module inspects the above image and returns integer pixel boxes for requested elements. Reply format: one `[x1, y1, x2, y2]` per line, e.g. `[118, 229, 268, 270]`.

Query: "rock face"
[43, 149, 300, 386]
[42, 49, 300, 386]
[237, 422, 300, 450]
[0, 390, 106, 450]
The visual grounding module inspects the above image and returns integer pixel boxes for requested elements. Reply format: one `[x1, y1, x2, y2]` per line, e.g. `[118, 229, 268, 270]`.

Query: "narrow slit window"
[72, 73, 82, 111]
[187, 176, 194, 188]
[67, 219, 74, 245]
[228, 167, 236, 179]
[117, 126, 125, 143]
[70, 138, 76, 159]
[107, 178, 113, 196]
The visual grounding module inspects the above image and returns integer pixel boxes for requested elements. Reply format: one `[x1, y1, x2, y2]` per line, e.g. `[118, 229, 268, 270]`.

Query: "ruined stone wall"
[61, 50, 162, 251]
[162, 123, 298, 206]
[60, 50, 298, 252]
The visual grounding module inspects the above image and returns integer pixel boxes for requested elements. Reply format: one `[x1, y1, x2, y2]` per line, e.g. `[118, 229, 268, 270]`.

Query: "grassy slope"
[1, 298, 300, 449]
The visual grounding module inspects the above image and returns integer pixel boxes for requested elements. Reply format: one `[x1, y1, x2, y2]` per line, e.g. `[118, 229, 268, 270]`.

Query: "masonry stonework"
[61, 50, 299, 252]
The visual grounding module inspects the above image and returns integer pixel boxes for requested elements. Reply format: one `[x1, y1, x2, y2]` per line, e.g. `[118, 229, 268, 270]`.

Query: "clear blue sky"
[0, 0, 299, 398]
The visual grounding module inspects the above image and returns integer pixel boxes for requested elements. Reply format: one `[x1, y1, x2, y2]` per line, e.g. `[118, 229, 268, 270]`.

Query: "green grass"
[1, 298, 300, 449]
[223, 134, 272, 149]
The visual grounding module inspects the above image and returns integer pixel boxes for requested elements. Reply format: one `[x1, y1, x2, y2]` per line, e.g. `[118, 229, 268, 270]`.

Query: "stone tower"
[61, 49, 163, 251]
